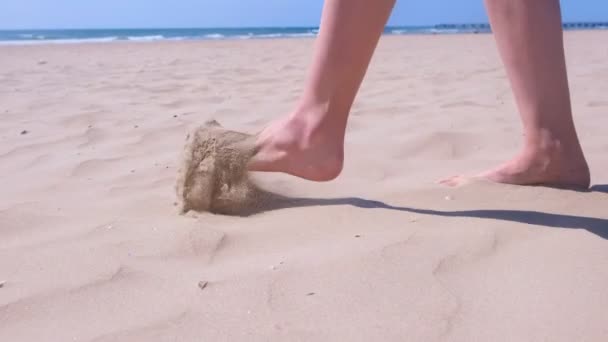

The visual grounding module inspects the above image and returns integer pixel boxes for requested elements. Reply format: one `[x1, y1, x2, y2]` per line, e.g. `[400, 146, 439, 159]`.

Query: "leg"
[248, 0, 396, 181]
[442, 0, 590, 188]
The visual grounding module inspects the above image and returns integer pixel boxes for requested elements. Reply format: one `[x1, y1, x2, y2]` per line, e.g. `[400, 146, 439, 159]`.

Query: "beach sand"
[1, 31, 607, 341]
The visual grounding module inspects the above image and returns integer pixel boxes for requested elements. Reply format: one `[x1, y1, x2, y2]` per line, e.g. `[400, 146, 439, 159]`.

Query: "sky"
[0, 0, 606, 29]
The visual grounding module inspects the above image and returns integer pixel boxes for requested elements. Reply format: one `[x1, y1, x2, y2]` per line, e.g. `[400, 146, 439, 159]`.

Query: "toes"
[438, 175, 468, 187]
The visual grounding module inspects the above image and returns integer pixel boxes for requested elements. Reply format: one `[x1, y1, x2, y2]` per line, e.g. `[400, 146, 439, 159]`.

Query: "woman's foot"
[248, 114, 345, 182]
[440, 135, 591, 189]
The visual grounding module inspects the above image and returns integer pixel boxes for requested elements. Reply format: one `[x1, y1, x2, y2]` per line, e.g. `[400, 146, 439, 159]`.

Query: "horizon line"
[1, 21, 607, 31]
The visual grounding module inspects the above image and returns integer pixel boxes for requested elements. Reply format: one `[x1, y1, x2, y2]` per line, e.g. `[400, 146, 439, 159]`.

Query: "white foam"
[126, 35, 165, 41]
[427, 28, 461, 34]
[0, 36, 119, 45]
[204, 33, 225, 39]
[246, 32, 317, 39]
[0, 30, 318, 45]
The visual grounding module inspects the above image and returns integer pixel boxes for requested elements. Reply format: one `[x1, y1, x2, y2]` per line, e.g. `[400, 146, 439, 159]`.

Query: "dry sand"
[1, 32, 607, 341]
[175, 119, 262, 216]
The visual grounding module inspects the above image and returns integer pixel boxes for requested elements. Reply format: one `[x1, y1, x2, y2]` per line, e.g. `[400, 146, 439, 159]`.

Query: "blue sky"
[0, 0, 606, 29]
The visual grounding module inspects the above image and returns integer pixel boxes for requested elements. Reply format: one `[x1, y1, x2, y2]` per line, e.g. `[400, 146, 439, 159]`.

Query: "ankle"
[293, 98, 349, 133]
[524, 129, 584, 159]
[521, 130, 590, 182]
[286, 108, 345, 146]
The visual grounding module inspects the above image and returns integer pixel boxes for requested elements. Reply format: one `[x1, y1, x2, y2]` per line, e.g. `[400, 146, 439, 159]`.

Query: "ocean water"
[0, 23, 606, 45]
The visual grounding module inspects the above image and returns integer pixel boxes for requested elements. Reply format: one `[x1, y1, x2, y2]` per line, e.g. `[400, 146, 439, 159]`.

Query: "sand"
[175, 119, 261, 215]
[1, 31, 608, 341]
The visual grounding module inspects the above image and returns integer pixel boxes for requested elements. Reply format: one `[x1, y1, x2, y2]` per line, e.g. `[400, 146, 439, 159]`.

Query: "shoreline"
[1, 27, 607, 47]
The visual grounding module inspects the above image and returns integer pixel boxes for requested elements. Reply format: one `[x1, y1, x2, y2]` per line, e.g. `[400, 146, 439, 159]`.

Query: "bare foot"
[440, 139, 590, 189]
[248, 115, 345, 182]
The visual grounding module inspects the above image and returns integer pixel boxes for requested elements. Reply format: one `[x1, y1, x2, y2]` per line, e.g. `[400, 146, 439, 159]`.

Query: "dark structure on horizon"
[434, 22, 608, 32]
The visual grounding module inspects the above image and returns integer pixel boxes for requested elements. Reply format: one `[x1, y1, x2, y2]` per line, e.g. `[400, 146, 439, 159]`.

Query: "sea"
[1, 23, 606, 45]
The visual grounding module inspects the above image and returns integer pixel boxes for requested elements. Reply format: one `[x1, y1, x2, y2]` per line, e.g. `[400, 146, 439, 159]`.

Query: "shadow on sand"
[227, 184, 608, 240]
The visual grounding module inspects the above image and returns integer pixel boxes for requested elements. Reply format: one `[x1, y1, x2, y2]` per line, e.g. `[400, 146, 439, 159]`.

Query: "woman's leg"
[248, 0, 396, 181]
[443, 0, 590, 187]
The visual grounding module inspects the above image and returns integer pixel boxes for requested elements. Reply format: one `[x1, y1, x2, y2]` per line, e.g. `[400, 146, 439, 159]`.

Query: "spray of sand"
[175, 120, 280, 216]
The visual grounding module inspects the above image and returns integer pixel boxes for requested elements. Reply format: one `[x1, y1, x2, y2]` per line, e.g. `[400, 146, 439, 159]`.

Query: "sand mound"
[176, 120, 275, 216]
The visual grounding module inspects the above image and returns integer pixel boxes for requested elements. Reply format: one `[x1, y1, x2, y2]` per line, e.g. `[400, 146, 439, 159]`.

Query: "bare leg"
[248, 0, 396, 181]
[441, 0, 590, 188]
